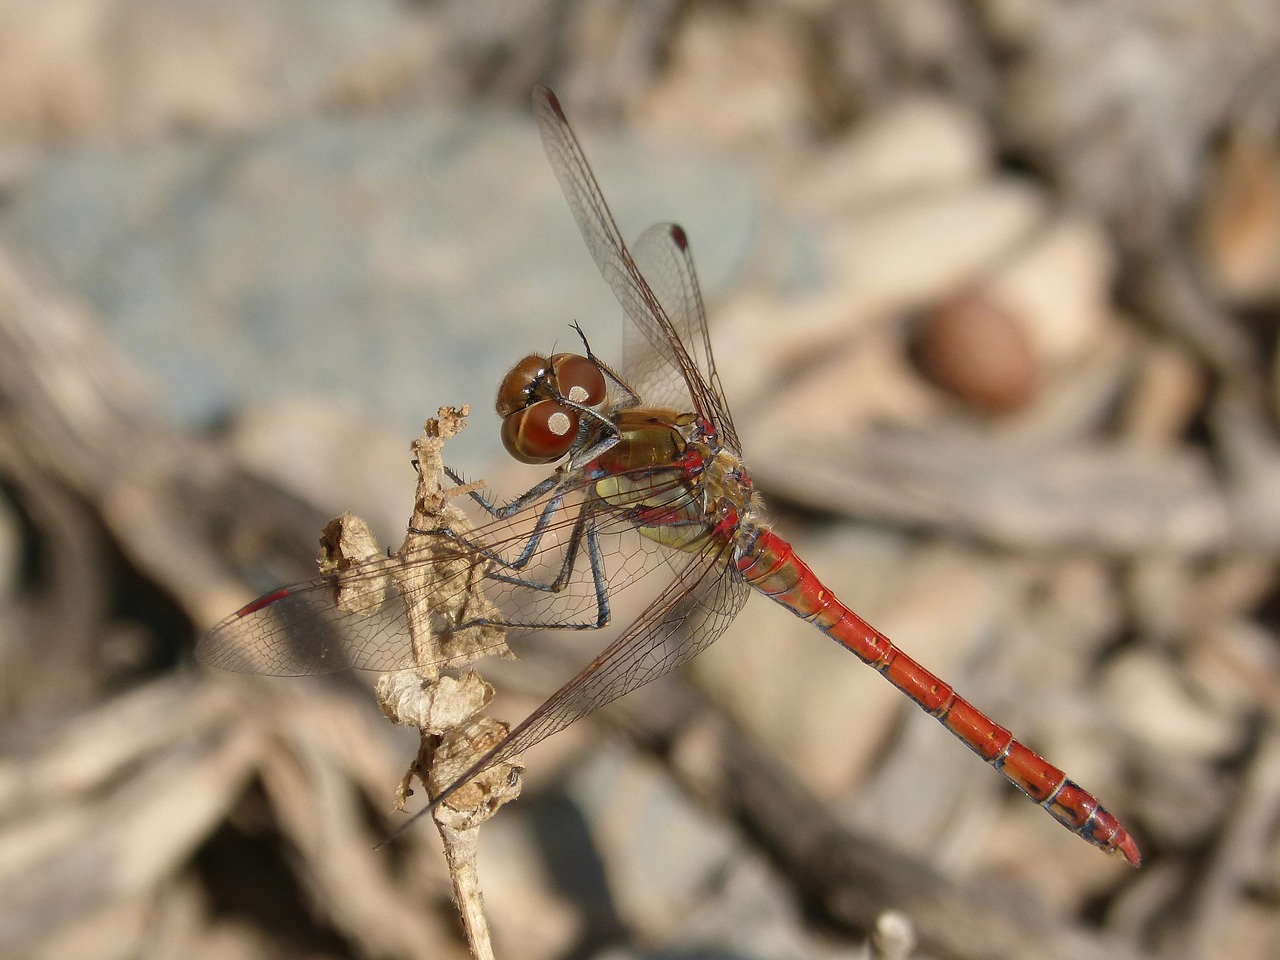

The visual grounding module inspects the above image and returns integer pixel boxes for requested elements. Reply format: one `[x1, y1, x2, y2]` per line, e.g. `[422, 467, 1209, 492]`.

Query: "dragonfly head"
[496, 352, 607, 464]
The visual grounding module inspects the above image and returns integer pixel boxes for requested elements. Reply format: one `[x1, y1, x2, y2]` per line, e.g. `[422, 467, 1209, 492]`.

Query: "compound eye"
[496, 354, 552, 418]
[550, 353, 607, 407]
[500, 399, 580, 464]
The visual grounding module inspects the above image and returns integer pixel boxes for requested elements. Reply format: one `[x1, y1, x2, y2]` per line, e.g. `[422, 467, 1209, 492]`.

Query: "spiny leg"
[411, 477, 613, 633]
[452, 511, 612, 634]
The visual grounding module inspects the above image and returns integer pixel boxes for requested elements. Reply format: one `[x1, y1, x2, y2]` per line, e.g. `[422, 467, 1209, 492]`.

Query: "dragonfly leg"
[411, 499, 566, 576]
[411, 466, 612, 630]
[423, 468, 592, 573]
[441, 466, 562, 521]
[470, 510, 609, 631]
[443, 501, 611, 633]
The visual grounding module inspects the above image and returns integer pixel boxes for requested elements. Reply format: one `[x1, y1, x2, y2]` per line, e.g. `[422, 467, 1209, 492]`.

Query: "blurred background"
[1, 1, 1279, 958]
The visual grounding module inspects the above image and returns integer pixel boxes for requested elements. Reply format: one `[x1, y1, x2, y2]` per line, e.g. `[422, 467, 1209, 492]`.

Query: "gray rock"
[0, 102, 759, 467]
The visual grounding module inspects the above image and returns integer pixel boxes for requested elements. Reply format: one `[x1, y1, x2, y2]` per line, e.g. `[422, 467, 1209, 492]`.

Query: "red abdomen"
[735, 527, 1141, 866]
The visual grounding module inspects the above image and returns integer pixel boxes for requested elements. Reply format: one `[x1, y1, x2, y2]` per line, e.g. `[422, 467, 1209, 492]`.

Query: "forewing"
[199, 554, 413, 674]
[630, 223, 739, 451]
[533, 87, 736, 447]
[432, 532, 750, 798]
[197, 469, 698, 676]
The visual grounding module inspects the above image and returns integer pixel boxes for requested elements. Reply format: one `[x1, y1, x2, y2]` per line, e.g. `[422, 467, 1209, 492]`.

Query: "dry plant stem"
[436, 823, 494, 960]
[364, 406, 521, 960]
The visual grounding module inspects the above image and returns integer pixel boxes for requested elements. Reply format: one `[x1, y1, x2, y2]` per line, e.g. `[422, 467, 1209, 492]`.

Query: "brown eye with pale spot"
[496, 354, 553, 419]
[550, 353, 607, 407]
[501, 399, 580, 463]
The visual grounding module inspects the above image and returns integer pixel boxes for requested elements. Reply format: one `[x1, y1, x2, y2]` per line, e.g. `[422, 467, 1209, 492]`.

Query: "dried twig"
[323, 406, 522, 960]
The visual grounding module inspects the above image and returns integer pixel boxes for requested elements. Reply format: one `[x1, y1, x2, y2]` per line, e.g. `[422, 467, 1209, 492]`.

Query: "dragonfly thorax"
[592, 407, 693, 473]
[591, 412, 759, 554]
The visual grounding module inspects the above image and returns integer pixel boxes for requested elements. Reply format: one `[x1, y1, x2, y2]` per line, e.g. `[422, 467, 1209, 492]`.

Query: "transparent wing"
[197, 468, 695, 676]
[431, 531, 750, 803]
[630, 223, 739, 451]
[533, 87, 739, 452]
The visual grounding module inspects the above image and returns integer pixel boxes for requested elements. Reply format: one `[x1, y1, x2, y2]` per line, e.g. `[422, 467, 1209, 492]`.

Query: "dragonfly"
[199, 86, 1141, 867]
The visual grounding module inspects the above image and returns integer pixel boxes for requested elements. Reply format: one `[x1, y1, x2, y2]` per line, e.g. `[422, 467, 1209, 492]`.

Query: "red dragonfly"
[200, 87, 1140, 867]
